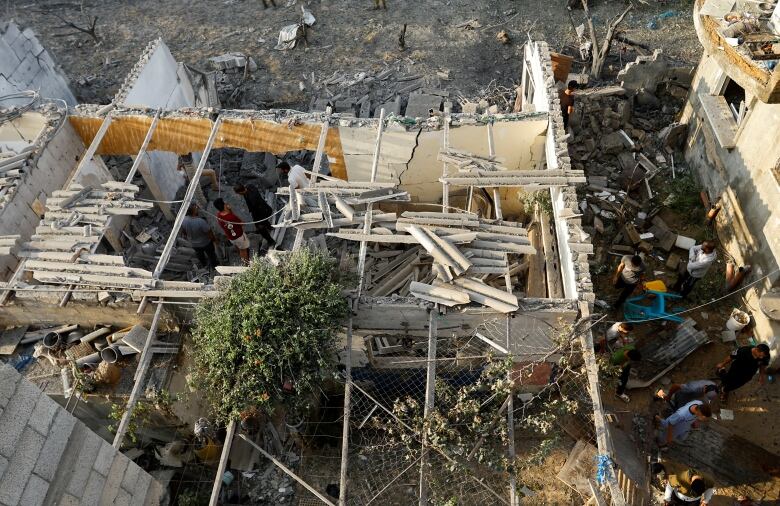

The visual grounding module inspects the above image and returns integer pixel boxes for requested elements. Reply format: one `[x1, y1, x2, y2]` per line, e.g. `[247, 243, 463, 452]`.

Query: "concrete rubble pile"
[275, 178, 543, 313]
[568, 53, 697, 263]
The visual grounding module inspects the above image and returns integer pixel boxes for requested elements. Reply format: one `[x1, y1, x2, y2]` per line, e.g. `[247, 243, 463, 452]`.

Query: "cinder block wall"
[0, 120, 85, 280]
[0, 364, 163, 505]
[0, 21, 76, 105]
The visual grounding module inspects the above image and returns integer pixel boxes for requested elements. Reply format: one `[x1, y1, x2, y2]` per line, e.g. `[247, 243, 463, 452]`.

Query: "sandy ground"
[9, 0, 702, 108]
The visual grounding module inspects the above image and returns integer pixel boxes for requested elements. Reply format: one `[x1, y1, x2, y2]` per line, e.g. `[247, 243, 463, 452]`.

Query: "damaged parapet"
[0, 363, 164, 505]
[0, 21, 76, 105]
[533, 41, 595, 301]
[113, 38, 219, 109]
[0, 103, 80, 281]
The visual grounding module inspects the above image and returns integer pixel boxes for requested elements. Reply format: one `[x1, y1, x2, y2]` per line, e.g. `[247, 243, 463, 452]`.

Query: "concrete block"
[66, 431, 102, 497]
[58, 494, 81, 506]
[20, 473, 49, 506]
[0, 426, 45, 505]
[0, 364, 21, 409]
[1, 22, 22, 47]
[0, 377, 40, 458]
[0, 38, 21, 76]
[34, 409, 76, 481]
[404, 93, 442, 118]
[131, 470, 152, 505]
[121, 457, 141, 491]
[99, 454, 129, 504]
[115, 488, 132, 506]
[81, 470, 106, 506]
[93, 441, 115, 476]
[27, 391, 59, 435]
[0, 454, 7, 483]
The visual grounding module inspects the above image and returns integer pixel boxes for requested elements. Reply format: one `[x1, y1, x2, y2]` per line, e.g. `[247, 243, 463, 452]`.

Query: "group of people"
[180, 162, 309, 268]
[612, 240, 718, 309]
[602, 314, 771, 505]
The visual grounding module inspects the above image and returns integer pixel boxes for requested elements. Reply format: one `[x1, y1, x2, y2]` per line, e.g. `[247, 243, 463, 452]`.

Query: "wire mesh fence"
[323, 312, 600, 506]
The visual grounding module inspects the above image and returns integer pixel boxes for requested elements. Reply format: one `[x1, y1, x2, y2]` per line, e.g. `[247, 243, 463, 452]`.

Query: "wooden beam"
[125, 109, 161, 183]
[309, 107, 331, 188]
[338, 316, 353, 506]
[419, 310, 437, 505]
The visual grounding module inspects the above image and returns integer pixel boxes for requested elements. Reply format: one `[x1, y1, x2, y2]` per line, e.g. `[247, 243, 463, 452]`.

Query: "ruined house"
[682, 0, 780, 362]
[0, 27, 638, 504]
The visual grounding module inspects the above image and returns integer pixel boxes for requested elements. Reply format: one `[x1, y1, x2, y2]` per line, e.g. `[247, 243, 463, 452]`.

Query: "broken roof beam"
[152, 116, 222, 280]
[441, 172, 586, 188]
[451, 278, 518, 313]
[308, 107, 331, 188]
[409, 281, 470, 307]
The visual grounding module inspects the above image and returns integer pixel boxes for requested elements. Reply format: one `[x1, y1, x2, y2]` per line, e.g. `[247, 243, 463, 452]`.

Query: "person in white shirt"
[597, 321, 634, 353]
[672, 241, 716, 298]
[277, 161, 310, 189]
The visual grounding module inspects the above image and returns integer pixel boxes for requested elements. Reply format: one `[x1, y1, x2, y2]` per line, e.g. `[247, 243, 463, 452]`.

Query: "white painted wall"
[682, 52, 780, 363]
[0, 21, 76, 105]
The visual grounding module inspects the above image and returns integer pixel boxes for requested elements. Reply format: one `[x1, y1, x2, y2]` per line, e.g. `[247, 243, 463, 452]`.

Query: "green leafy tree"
[190, 249, 349, 423]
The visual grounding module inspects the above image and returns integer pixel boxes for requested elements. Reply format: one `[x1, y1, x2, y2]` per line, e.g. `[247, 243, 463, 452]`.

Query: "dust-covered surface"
[9, 0, 701, 108]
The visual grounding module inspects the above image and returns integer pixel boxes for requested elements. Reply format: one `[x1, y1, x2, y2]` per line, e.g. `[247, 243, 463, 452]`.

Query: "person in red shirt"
[213, 198, 249, 263]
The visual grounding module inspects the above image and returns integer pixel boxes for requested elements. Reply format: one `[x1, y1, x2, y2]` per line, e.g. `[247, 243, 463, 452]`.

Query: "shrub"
[190, 248, 349, 423]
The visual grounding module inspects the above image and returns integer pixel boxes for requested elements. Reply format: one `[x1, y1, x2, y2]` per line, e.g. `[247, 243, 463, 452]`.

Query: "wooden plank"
[469, 240, 535, 254]
[32, 271, 154, 289]
[17, 251, 125, 265]
[24, 260, 152, 278]
[0, 326, 28, 355]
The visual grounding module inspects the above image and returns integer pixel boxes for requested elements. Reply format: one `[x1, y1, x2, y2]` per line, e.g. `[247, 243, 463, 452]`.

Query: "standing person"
[598, 321, 634, 353]
[656, 380, 719, 411]
[611, 345, 641, 403]
[612, 254, 646, 308]
[654, 462, 715, 506]
[715, 343, 770, 402]
[277, 161, 310, 190]
[213, 198, 250, 264]
[234, 184, 276, 249]
[181, 204, 219, 269]
[673, 241, 717, 298]
[559, 80, 577, 130]
[656, 400, 711, 448]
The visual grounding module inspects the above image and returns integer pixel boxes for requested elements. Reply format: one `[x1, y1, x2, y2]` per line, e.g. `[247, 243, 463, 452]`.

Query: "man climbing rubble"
[672, 241, 717, 298]
[655, 379, 718, 412]
[655, 400, 712, 448]
[234, 184, 277, 250]
[598, 321, 634, 352]
[277, 161, 310, 190]
[181, 204, 219, 269]
[612, 254, 646, 308]
[611, 344, 641, 403]
[559, 80, 577, 130]
[214, 198, 250, 264]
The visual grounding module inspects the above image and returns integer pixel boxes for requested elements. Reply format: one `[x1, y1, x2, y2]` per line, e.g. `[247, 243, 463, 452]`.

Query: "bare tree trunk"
[581, 0, 633, 78]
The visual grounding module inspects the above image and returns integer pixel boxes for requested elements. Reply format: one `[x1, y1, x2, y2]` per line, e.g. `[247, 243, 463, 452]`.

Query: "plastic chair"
[624, 290, 685, 323]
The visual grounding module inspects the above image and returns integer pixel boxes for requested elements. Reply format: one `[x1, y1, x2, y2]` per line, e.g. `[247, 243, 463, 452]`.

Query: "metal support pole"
[152, 116, 222, 279]
[237, 433, 337, 506]
[209, 420, 236, 506]
[487, 122, 503, 220]
[419, 309, 437, 505]
[505, 315, 518, 505]
[125, 109, 161, 183]
[112, 301, 164, 448]
[356, 111, 385, 297]
[338, 315, 353, 506]
[441, 108, 450, 213]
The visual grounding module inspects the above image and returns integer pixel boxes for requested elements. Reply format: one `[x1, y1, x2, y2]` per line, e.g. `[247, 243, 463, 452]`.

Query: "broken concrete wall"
[681, 53, 780, 364]
[338, 118, 547, 206]
[527, 41, 594, 301]
[0, 364, 164, 505]
[113, 39, 211, 208]
[0, 21, 76, 105]
[0, 111, 83, 280]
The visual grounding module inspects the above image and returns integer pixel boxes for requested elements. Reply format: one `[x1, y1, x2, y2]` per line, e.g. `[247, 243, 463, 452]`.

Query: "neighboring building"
[681, 0, 780, 362]
[0, 364, 163, 506]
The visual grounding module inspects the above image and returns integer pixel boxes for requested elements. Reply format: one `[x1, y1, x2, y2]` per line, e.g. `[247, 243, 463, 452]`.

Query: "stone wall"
[0, 364, 163, 505]
[0, 21, 76, 105]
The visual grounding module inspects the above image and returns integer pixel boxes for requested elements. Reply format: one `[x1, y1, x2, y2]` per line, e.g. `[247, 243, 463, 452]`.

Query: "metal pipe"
[80, 327, 112, 344]
[100, 346, 120, 364]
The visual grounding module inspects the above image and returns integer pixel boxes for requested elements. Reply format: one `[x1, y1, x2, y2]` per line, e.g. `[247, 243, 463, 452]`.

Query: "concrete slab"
[404, 93, 442, 118]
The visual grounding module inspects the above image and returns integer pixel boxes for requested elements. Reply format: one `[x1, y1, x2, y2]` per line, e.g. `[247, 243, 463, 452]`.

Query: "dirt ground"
[10, 0, 701, 108]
